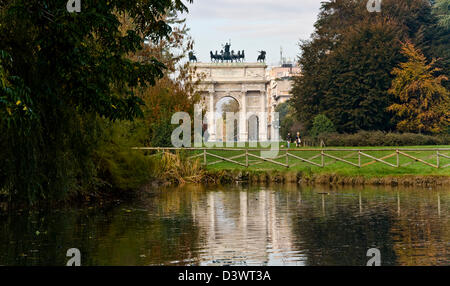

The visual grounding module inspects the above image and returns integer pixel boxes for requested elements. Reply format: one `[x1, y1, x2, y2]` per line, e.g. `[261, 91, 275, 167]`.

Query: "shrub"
[94, 119, 155, 194]
[156, 151, 205, 184]
[310, 114, 336, 137]
[306, 131, 450, 146]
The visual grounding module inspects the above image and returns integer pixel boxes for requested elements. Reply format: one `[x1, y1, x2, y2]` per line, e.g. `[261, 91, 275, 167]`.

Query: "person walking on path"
[295, 132, 302, 147]
[286, 133, 292, 148]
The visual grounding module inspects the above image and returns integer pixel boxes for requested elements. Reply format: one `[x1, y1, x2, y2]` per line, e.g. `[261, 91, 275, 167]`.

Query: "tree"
[275, 102, 290, 123]
[276, 101, 302, 140]
[433, 0, 450, 29]
[387, 42, 449, 134]
[291, 0, 442, 133]
[0, 1, 193, 203]
[310, 114, 336, 137]
[323, 20, 403, 132]
[89, 12, 202, 194]
[128, 13, 201, 147]
[293, 18, 403, 133]
[430, 0, 450, 90]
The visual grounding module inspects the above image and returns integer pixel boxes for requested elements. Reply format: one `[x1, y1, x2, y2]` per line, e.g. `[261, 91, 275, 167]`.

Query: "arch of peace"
[192, 62, 272, 142]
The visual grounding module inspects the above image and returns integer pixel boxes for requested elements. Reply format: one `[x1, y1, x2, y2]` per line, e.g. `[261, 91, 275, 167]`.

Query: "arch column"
[259, 90, 268, 141]
[239, 90, 247, 142]
[208, 91, 216, 142]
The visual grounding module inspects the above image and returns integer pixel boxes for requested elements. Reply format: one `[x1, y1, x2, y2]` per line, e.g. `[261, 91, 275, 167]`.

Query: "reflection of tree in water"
[86, 188, 203, 265]
[389, 191, 449, 266]
[0, 207, 99, 266]
[291, 190, 398, 266]
[0, 190, 202, 266]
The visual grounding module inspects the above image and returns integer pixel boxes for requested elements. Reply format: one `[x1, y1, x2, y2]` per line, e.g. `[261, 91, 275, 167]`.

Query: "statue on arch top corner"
[188, 51, 197, 63]
[257, 51, 266, 63]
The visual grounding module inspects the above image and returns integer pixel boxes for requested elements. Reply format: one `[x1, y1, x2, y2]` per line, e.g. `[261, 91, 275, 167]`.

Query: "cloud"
[184, 0, 323, 64]
[187, 0, 321, 20]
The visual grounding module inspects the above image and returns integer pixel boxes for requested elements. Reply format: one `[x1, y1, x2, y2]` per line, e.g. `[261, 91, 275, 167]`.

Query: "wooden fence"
[132, 147, 450, 169]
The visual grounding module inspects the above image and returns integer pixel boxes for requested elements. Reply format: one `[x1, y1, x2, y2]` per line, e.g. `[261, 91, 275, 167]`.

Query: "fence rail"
[132, 147, 450, 169]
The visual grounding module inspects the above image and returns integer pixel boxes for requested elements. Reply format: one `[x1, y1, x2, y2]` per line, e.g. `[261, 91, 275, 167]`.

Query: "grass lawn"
[183, 145, 450, 177]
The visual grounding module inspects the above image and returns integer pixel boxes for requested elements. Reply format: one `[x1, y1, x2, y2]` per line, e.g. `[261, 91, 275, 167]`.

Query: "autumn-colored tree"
[135, 13, 201, 147]
[388, 42, 449, 134]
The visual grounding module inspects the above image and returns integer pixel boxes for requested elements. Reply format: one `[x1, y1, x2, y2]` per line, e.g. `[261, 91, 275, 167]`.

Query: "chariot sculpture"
[210, 42, 245, 63]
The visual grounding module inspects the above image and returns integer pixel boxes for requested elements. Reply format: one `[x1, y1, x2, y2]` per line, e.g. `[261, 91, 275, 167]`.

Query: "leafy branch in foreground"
[0, 0, 193, 204]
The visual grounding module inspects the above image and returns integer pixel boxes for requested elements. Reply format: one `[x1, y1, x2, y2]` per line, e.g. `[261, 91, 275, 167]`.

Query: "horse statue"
[188, 51, 197, 63]
[257, 51, 266, 63]
[235, 51, 241, 62]
[210, 51, 220, 63]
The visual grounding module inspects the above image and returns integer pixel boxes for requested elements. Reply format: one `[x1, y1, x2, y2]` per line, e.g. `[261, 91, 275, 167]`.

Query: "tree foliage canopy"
[433, 0, 450, 29]
[0, 0, 193, 204]
[291, 0, 448, 134]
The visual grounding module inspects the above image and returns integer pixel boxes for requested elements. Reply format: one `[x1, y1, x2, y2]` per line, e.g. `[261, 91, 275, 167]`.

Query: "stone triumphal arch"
[193, 62, 269, 142]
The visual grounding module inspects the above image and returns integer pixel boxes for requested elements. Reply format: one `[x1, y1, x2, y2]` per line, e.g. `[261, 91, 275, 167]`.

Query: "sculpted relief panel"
[215, 83, 242, 91]
[245, 68, 264, 78]
[212, 68, 245, 78]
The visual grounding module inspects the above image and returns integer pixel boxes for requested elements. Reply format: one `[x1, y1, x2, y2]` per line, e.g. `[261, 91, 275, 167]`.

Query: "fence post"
[321, 150, 324, 167]
[358, 150, 361, 168]
[245, 149, 248, 168]
[396, 149, 399, 167]
[437, 150, 440, 168]
[203, 149, 206, 166]
[286, 149, 289, 168]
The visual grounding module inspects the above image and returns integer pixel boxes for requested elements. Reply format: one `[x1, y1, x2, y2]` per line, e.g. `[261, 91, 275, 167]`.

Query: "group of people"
[286, 132, 302, 148]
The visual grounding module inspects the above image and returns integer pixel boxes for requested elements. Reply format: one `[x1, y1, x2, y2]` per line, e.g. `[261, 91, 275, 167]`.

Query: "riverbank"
[1, 146, 448, 210]
[202, 169, 450, 187]
[147, 146, 450, 187]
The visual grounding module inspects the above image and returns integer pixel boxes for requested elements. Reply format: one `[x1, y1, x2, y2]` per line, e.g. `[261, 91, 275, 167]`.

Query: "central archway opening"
[216, 97, 239, 142]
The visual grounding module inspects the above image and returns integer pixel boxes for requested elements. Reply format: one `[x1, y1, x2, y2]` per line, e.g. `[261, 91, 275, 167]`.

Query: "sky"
[183, 0, 323, 66]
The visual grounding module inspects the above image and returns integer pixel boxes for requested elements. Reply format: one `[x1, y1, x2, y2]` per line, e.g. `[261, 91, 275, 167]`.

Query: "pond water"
[0, 184, 448, 266]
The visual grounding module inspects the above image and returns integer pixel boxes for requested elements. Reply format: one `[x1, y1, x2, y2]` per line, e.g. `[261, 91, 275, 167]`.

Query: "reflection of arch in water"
[215, 96, 240, 142]
[191, 190, 300, 265]
[248, 114, 259, 142]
